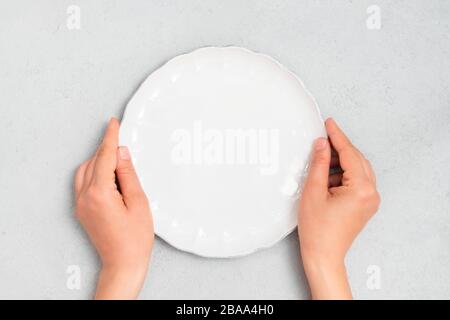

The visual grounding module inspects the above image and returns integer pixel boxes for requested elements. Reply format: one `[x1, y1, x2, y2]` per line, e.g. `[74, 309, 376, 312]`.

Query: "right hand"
[298, 118, 380, 299]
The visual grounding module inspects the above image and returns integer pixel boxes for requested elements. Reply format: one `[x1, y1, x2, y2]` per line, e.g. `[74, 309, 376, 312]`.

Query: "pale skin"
[74, 117, 379, 300]
[74, 118, 153, 299]
[299, 118, 380, 299]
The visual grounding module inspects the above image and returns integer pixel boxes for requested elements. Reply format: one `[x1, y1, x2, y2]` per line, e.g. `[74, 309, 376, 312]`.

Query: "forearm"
[302, 255, 352, 300]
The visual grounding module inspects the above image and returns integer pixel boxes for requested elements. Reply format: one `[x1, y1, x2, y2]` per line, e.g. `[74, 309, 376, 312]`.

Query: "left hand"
[74, 118, 154, 299]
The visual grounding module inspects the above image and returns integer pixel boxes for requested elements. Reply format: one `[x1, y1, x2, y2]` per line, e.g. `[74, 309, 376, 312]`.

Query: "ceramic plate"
[120, 47, 325, 257]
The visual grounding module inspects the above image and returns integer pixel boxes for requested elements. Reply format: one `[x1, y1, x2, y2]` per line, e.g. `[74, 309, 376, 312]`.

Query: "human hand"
[299, 118, 380, 299]
[74, 118, 154, 300]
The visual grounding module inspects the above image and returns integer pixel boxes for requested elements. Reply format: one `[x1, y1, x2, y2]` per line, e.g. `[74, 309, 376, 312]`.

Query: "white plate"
[120, 47, 325, 258]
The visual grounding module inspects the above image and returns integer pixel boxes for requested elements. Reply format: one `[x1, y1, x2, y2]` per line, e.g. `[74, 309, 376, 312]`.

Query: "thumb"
[116, 146, 145, 206]
[303, 138, 331, 199]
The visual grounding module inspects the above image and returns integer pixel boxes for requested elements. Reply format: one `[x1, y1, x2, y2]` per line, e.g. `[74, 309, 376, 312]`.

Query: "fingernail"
[109, 117, 120, 125]
[314, 138, 328, 150]
[119, 146, 131, 160]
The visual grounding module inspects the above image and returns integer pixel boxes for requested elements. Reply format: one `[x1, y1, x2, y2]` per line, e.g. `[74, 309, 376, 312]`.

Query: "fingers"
[116, 146, 146, 208]
[83, 153, 97, 186]
[362, 158, 376, 184]
[330, 147, 340, 168]
[74, 160, 89, 198]
[93, 118, 120, 186]
[303, 137, 331, 200]
[325, 118, 367, 179]
[328, 173, 343, 188]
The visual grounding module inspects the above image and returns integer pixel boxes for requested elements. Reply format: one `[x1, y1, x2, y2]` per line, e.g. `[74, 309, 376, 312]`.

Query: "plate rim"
[120, 46, 324, 258]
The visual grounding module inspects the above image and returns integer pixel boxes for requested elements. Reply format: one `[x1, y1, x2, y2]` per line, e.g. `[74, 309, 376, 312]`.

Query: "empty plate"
[120, 47, 325, 257]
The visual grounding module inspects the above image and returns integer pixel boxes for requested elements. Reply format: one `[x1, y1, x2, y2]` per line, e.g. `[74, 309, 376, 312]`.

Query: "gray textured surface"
[0, 0, 449, 299]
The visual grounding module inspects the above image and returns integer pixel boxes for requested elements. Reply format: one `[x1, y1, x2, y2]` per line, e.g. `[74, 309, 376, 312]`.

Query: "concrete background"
[0, 0, 449, 299]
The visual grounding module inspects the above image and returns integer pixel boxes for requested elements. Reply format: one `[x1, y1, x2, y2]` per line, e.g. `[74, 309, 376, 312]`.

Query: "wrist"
[301, 251, 352, 300]
[302, 255, 346, 281]
[102, 258, 149, 275]
[95, 261, 149, 300]
[301, 252, 345, 274]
